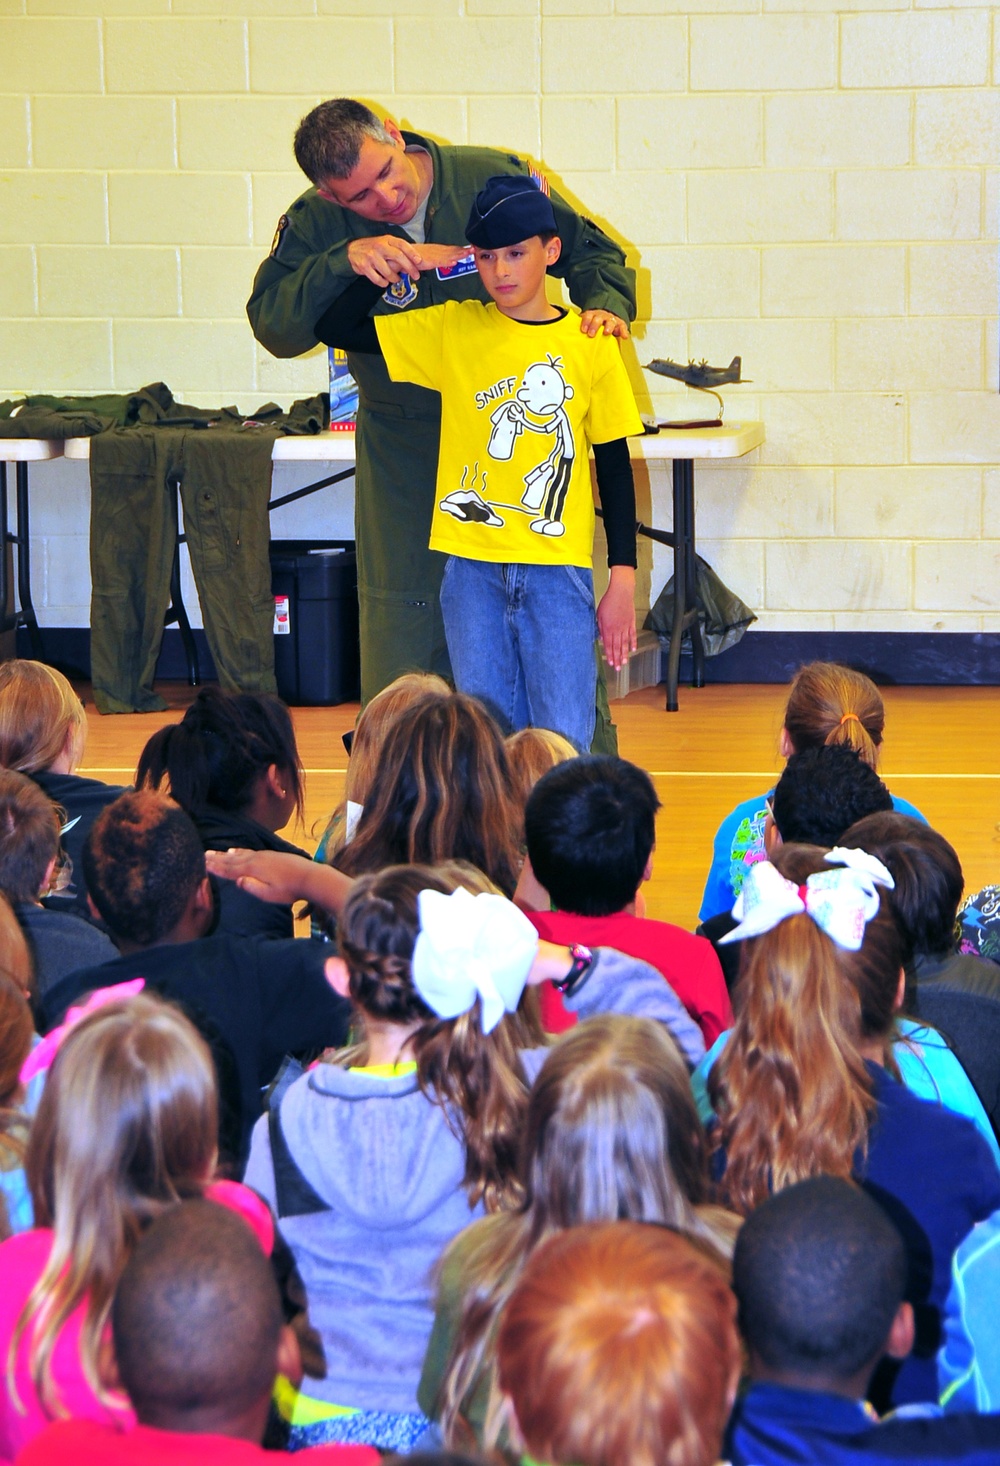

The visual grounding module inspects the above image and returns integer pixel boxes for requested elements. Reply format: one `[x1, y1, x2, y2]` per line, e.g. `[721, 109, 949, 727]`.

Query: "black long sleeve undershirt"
[314, 282, 637, 569]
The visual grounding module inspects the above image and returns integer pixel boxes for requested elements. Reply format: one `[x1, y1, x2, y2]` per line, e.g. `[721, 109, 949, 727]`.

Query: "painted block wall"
[1, 2, 997, 634]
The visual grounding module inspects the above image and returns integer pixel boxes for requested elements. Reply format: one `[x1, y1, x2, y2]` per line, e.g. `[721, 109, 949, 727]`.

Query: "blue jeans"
[439, 556, 598, 752]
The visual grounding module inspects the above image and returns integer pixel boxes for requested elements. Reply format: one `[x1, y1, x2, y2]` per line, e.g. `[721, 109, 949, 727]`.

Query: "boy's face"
[472, 235, 562, 320]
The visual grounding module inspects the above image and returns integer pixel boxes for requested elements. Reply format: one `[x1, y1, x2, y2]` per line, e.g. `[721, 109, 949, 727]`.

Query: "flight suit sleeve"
[247, 195, 369, 359]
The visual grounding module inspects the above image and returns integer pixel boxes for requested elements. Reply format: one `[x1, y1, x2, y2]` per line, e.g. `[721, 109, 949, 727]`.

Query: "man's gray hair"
[294, 99, 395, 186]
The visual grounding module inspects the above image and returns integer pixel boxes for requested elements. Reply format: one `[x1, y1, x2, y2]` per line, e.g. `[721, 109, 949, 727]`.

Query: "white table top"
[0, 440, 66, 462]
[62, 420, 763, 464]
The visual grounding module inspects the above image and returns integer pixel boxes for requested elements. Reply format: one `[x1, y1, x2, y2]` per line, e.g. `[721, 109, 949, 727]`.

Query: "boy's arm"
[313, 277, 386, 355]
[593, 437, 637, 671]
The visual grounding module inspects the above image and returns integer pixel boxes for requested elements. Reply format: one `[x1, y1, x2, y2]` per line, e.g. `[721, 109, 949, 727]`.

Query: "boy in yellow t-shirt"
[325, 174, 643, 752]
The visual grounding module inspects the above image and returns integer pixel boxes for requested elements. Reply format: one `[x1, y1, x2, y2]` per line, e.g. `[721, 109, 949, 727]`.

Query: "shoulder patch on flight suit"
[529, 166, 551, 196]
[270, 214, 290, 260]
[382, 272, 419, 309]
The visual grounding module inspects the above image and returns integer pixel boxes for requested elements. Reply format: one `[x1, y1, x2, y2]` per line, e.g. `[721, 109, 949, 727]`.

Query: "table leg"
[14, 464, 44, 660]
[0, 465, 9, 635]
[684, 464, 705, 689]
[665, 459, 691, 712]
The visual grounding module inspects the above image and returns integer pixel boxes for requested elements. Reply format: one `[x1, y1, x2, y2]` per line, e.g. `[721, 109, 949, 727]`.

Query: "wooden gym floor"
[77, 681, 1000, 933]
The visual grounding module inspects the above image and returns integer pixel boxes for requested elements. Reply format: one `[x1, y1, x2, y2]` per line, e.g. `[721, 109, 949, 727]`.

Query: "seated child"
[39, 792, 350, 1170]
[727, 1175, 1000, 1465]
[320, 173, 644, 753]
[0, 994, 274, 1461]
[495, 1221, 741, 1466]
[0, 970, 33, 1239]
[519, 754, 732, 1045]
[17, 1200, 380, 1465]
[699, 660, 926, 923]
[0, 770, 116, 997]
[0, 661, 129, 921]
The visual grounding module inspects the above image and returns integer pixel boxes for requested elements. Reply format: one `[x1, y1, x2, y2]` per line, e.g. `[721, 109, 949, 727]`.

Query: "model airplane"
[645, 356, 746, 389]
[642, 356, 749, 427]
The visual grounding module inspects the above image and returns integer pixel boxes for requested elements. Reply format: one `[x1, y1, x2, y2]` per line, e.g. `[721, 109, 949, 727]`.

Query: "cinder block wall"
[1, 2, 997, 633]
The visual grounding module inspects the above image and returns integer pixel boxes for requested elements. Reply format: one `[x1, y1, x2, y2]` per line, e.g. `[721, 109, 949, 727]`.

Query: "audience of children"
[0, 661, 128, 919]
[243, 865, 700, 1451]
[705, 844, 1000, 1406]
[2, 658, 1000, 1465]
[420, 1014, 738, 1448]
[136, 687, 308, 941]
[699, 660, 925, 922]
[0, 771, 116, 997]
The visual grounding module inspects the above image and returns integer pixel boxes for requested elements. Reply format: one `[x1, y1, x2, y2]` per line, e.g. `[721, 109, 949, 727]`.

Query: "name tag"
[436, 253, 477, 281]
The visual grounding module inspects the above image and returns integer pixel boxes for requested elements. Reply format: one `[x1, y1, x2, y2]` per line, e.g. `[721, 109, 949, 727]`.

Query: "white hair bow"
[412, 887, 539, 1033]
[719, 847, 894, 952]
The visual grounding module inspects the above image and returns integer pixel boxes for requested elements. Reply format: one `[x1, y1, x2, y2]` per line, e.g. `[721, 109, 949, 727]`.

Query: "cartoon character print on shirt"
[439, 355, 575, 537]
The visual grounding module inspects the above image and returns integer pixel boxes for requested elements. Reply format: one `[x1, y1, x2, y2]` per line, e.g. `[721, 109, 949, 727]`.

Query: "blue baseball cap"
[465, 175, 558, 248]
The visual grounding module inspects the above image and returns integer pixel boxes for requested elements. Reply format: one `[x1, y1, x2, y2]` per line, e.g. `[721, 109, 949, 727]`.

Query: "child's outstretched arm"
[205, 848, 354, 918]
[593, 437, 638, 671]
[313, 277, 385, 354]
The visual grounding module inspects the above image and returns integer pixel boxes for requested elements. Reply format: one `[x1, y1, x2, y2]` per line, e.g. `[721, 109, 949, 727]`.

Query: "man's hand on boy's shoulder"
[597, 565, 637, 671]
[580, 309, 630, 340]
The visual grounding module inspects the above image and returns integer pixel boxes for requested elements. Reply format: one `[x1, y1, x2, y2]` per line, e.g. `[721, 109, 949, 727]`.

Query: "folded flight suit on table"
[2, 385, 328, 713]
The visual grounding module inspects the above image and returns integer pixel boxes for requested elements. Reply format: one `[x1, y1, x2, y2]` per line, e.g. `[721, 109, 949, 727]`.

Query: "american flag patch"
[529, 167, 550, 196]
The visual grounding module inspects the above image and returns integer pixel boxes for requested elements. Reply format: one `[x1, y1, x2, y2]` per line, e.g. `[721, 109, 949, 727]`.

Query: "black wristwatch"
[552, 943, 596, 997]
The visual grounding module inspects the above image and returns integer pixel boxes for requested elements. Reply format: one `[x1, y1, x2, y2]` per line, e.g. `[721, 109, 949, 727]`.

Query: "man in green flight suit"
[248, 98, 637, 720]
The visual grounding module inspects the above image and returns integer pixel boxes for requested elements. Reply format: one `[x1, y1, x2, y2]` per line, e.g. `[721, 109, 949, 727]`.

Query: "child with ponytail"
[706, 845, 1000, 1407]
[243, 864, 699, 1453]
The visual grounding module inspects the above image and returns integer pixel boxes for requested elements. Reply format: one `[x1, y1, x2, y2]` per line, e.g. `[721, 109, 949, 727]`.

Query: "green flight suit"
[2, 385, 327, 713]
[247, 133, 636, 744]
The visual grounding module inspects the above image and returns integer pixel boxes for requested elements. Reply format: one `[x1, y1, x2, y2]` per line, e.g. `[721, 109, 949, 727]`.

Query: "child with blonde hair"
[0, 662, 127, 918]
[0, 994, 271, 1459]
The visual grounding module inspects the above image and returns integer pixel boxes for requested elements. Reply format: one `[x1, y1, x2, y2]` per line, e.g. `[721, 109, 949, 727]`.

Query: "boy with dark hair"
[771, 745, 893, 849]
[17, 1200, 380, 1463]
[521, 755, 731, 1045]
[321, 173, 643, 753]
[701, 744, 896, 990]
[727, 1176, 1000, 1466]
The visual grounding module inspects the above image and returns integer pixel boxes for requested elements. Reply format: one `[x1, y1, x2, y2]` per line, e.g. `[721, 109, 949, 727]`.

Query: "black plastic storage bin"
[270, 540, 360, 705]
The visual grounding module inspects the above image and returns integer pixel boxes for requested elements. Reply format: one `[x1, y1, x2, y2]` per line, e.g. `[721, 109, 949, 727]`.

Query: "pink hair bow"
[719, 848, 894, 952]
[21, 978, 146, 1085]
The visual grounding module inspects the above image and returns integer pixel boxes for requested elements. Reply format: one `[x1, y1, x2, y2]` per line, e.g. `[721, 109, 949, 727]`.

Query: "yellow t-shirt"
[376, 301, 643, 568]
